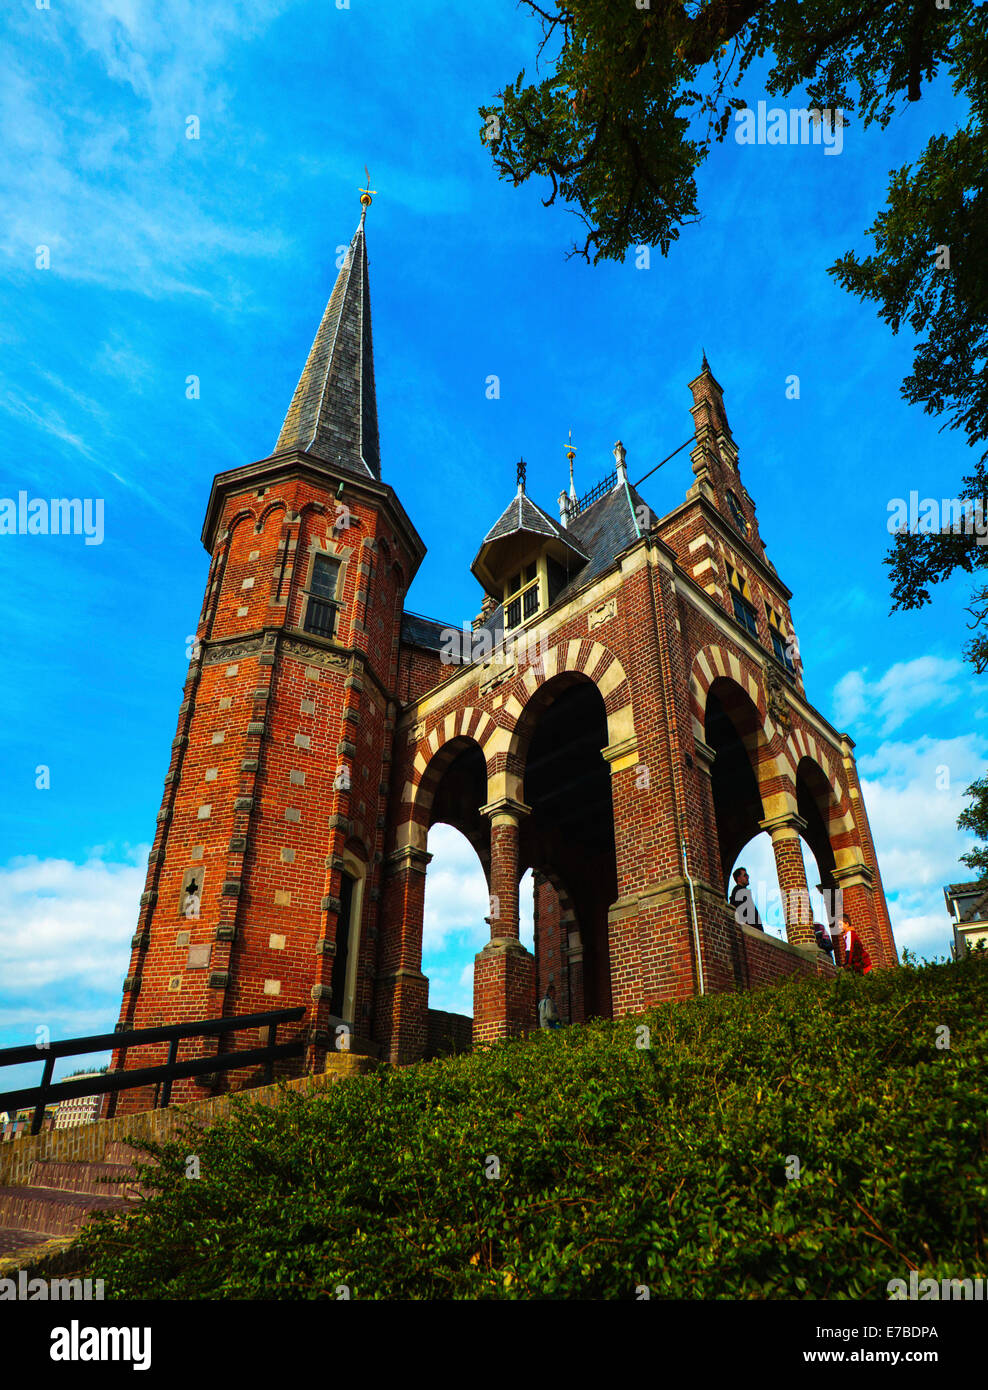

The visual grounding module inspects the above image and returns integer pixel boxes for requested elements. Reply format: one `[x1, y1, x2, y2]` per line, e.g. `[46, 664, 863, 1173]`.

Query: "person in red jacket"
[836, 912, 872, 974]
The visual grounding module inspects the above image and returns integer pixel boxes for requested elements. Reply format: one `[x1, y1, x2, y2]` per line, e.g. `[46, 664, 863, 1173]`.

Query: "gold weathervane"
[359, 166, 377, 210]
[564, 429, 577, 496]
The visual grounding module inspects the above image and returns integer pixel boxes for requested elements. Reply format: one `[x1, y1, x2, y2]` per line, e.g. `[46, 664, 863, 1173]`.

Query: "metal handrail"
[0, 1007, 306, 1136]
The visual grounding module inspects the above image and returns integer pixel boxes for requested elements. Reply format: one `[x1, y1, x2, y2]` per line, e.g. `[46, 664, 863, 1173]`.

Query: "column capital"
[758, 812, 807, 843]
[479, 796, 531, 825]
[385, 846, 433, 875]
[601, 735, 639, 772]
[692, 738, 716, 773]
[831, 861, 875, 890]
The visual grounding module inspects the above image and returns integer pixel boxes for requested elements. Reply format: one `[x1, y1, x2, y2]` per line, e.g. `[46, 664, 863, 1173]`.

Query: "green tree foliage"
[481, 0, 987, 874]
[75, 959, 987, 1299]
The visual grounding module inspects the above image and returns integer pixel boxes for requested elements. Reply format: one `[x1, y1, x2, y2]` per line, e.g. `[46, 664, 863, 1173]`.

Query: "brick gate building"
[111, 199, 896, 1106]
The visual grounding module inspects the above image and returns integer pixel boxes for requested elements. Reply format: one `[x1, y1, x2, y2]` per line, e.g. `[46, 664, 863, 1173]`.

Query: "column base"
[373, 967, 429, 1065]
[473, 938, 535, 1046]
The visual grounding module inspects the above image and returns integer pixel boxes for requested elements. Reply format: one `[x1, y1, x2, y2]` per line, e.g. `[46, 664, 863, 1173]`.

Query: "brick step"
[0, 1186, 133, 1238]
[0, 1227, 53, 1258]
[27, 1161, 141, 1199]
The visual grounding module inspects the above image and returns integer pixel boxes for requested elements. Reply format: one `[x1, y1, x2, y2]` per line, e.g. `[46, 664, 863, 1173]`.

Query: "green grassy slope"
[76, 957, 988, 1299]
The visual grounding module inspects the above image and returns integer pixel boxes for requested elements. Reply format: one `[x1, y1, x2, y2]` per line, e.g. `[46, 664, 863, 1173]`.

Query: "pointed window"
[726, 563, 759, 639]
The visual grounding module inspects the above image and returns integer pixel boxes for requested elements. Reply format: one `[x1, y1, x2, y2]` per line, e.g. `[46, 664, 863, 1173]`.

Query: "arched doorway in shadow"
[795, 758, 841, 927]
[704, 679, 769, 889]
[517, 676, 617, 1021]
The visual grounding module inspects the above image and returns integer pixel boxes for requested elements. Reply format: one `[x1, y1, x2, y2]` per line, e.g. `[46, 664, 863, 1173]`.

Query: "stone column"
[474, 797, 535, 1044]
[831, 861, 881, 966]
[760, 812, 814, 948]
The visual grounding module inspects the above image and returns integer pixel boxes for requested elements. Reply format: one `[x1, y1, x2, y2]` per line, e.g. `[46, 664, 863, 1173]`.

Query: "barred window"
[304, 555, 341, 639]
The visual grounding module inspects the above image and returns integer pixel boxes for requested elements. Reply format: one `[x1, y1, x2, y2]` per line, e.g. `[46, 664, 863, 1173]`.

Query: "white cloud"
[856, 732, 987, 959]
[832, 655, 968, 735]
[0, 848, 146, 1037]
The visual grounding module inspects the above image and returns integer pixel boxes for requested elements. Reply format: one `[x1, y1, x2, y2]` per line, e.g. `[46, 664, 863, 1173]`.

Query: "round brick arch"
[689, 643, 772, 748]
[503, 637, 634, 761]
[784, 732, 856, 843]
[403, 707, 502, 817]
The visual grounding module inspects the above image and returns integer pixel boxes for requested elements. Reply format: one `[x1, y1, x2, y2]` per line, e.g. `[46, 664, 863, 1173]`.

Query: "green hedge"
[75, 955, 988, 1299]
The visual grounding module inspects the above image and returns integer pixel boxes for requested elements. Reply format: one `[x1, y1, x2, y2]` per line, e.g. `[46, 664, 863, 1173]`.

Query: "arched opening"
[704, 678, 768, 887]
[421, 823, 488, 1020]
[416, 738, 489, 1057]
[727, 834, 830, 938]
[795, 758, 840, 925]
[517, 677, 616, 1021]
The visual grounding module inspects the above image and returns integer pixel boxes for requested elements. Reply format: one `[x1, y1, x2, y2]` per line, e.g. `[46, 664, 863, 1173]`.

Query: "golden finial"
[564, 429, 577, 498]
[359, 165, 377, 211]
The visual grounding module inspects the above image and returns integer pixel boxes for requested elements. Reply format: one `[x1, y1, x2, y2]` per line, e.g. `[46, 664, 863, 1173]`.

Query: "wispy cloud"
[833, 655, 970, 735]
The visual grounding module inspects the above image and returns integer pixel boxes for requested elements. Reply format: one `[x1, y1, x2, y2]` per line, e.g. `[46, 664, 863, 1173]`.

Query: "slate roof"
[400, 476, 659, 656]
[943, 881, 988, 923]
[400, 611, 452, 653]
[274, 213, 381, 480]
[481, 491, 589, 555]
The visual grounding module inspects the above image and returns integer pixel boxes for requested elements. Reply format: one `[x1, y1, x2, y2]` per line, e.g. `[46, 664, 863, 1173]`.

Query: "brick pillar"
[760, 813, 814, 948]
[838, 736, 898, 968]
[831, 862, 885, 968]
[474, 798, 535, 1044]
[375, 845, 431, 1064]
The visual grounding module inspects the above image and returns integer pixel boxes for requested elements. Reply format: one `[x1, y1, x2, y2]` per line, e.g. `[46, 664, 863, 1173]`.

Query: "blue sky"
[0, 1, 982, 1086]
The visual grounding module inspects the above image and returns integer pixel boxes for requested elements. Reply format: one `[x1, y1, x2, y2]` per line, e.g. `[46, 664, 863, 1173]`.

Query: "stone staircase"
[0, 1057, 381, 1273]
[0, 1142, 141, 1262]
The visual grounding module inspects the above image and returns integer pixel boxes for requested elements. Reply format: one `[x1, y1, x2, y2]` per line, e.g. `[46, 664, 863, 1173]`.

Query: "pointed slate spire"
[274, 201, 381, 479]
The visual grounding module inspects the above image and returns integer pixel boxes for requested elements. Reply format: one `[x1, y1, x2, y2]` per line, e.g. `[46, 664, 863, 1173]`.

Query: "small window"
[731, 590, 759, 639]
[524, 562, 537, 585]
[310, 554, 340, 600]
[304, 554, 341, 639]
[507, 572, 521, 597]
[771, 629, 794, 671]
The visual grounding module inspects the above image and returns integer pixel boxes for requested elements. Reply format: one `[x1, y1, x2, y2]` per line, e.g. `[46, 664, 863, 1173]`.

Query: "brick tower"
[111, 194, 425, 1109]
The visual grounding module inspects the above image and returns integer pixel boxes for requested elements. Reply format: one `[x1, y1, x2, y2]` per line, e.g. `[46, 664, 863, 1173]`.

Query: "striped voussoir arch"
[689, 644, 769, 745]
[403, 706, 499, 809]
[784, 728, 855, 835]
[500, 637, 633, 752]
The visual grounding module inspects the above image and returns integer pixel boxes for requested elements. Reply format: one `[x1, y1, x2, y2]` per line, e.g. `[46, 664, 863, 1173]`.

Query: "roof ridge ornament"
[359, 166, 376, 220]
[565, 429, 577, 501]
[516, 456, 527, 495]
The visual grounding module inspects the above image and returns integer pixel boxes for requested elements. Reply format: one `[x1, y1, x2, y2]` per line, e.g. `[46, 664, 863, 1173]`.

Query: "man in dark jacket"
[729, 866, 762, 927]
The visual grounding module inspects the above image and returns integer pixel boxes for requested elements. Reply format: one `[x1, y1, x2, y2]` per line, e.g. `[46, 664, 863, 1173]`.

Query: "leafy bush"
[75, 957, 988, 1299]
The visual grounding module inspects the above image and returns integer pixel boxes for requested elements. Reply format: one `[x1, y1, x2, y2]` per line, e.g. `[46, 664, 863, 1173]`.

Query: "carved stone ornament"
[588, 597, 617, 632]
[202, 636, 264, 666]
[281, 637, 348, 670]
[764, 662, 791, 730]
